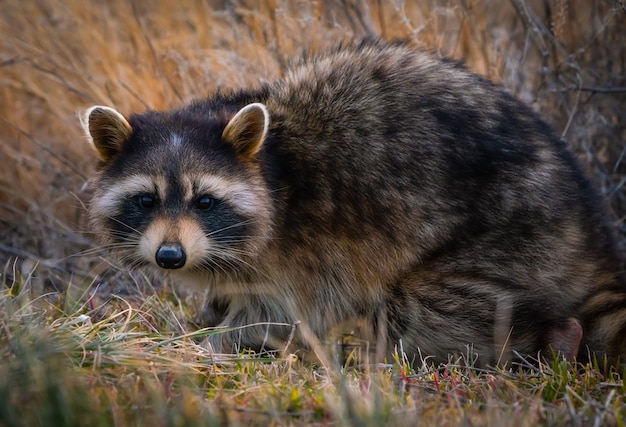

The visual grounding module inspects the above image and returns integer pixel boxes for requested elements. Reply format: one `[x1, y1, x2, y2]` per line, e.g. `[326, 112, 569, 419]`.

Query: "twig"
[0, 56, 22, 67]
[0, 117, 88, 181]
[554, 86, 626, 95]
[119, 80, 150, 110]
[129, 2, 182, 102]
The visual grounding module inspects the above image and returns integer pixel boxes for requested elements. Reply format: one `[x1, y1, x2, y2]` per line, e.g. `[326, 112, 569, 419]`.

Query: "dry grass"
[1, 0, 626, 425]
[2, 279, 625, 426]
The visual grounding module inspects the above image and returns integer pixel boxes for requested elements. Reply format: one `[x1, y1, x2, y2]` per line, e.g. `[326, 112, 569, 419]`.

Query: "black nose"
[155, 244, 186, 269]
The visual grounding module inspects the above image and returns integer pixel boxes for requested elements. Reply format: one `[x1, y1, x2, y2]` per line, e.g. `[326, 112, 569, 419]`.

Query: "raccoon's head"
[80, 102, 274, 278]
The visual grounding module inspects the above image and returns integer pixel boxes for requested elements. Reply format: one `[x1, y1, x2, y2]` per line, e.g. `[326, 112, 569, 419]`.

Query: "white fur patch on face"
[139, 217, 168, 264]
[182, 174, 263, 215]
[92, 175, 168, 219]
[139, 216, 211, 269]
[169, 133, 183, 150]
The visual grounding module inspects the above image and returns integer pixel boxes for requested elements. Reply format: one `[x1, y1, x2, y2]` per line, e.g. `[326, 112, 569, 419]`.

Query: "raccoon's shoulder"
[276, 39, 484, 97]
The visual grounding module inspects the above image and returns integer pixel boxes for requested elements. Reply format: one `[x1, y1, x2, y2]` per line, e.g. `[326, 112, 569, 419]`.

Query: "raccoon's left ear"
[80, 105, 133, 162]
[222, 103, 269, 159]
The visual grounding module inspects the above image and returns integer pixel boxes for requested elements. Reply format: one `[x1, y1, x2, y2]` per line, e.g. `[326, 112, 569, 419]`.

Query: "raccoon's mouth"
[155, 244, 187, 270]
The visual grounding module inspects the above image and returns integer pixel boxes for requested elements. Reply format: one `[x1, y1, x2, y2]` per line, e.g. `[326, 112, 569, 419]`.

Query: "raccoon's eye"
[195, 195, 215, 211]
[136, 195, 157, 209]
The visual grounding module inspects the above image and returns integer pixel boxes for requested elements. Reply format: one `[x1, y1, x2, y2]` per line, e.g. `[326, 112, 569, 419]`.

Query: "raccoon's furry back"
[82, 39, 626, 367]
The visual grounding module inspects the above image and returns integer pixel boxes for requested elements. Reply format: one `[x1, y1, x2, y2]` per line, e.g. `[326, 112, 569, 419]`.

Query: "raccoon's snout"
[155, 244, 187, 269]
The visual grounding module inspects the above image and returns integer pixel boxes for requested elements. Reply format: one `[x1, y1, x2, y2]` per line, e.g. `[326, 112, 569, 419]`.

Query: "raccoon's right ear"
[222, 103, 269, 159]
[80, 105, 132, 162]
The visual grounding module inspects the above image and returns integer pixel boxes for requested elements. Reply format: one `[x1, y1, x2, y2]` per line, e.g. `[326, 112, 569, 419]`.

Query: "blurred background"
[1, 0, 625, 295]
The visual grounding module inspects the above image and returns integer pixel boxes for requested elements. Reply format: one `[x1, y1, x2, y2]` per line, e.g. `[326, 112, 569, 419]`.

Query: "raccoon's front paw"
[198, 297, 230, 328]
[200, 329, 239, 354]
[201, 321, 294, 355]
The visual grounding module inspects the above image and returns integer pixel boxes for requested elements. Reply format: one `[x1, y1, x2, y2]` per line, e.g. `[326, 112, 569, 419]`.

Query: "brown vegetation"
[1, 0, 625, 289]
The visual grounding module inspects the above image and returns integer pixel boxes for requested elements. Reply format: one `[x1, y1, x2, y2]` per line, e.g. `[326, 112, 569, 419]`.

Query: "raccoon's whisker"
[268, 186, 289, 194]
[200, 250, 243, 270]
[210, 251, 261, 275]
[115, 250, 146, 268]
[63, 246, 114, 259]
[208, 242, 258, 258]
[63, 246, 127, 259]
[104, 216, 145, 236]
[205, 220, 256, 237]
[62, 240, 142, 260]
[199, 257, 230, 276]
[211, 237, 252, 243]
[217, 248, 257, 258]
[212, 240, 256, 250]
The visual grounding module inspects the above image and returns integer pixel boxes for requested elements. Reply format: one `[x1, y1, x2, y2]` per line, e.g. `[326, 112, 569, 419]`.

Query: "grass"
[1, 0, 626, 425]
[2, 273, 625, 426]
[3, 265, 626, 425]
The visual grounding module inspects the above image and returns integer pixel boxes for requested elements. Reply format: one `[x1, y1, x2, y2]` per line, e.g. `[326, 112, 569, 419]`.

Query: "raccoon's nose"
[155, 244, 187, 269]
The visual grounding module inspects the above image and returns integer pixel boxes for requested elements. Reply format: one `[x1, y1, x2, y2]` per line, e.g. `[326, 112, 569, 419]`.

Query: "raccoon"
[81, 40, 626, 368]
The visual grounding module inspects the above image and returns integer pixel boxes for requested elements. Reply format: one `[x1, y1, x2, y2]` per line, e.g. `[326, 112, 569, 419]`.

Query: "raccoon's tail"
[577, 283, 626, 368]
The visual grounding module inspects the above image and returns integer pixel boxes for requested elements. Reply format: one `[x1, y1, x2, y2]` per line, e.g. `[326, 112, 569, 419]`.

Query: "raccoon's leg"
[199, 296, 230, 327]
[384, 271, 585, 367]
[383, 277, 500, 367]
[578, 290, 626, 368]
[544, 317, 583, 362]
[204, 294, 296, 355]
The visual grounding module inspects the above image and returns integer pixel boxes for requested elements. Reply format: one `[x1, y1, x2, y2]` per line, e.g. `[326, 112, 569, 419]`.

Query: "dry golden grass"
[2, 278, 625, 426]
[1, 1, 626, 425]
[2, 0, 625, 287]
[2, 0, 625, 284]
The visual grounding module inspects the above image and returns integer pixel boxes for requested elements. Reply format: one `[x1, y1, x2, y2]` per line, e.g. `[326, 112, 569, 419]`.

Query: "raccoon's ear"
[222, 103, 269, 159]
[80, 105, 132, 162]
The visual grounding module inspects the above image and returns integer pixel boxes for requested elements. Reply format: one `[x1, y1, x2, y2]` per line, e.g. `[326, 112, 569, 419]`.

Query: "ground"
[1, 1, 625, 425]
